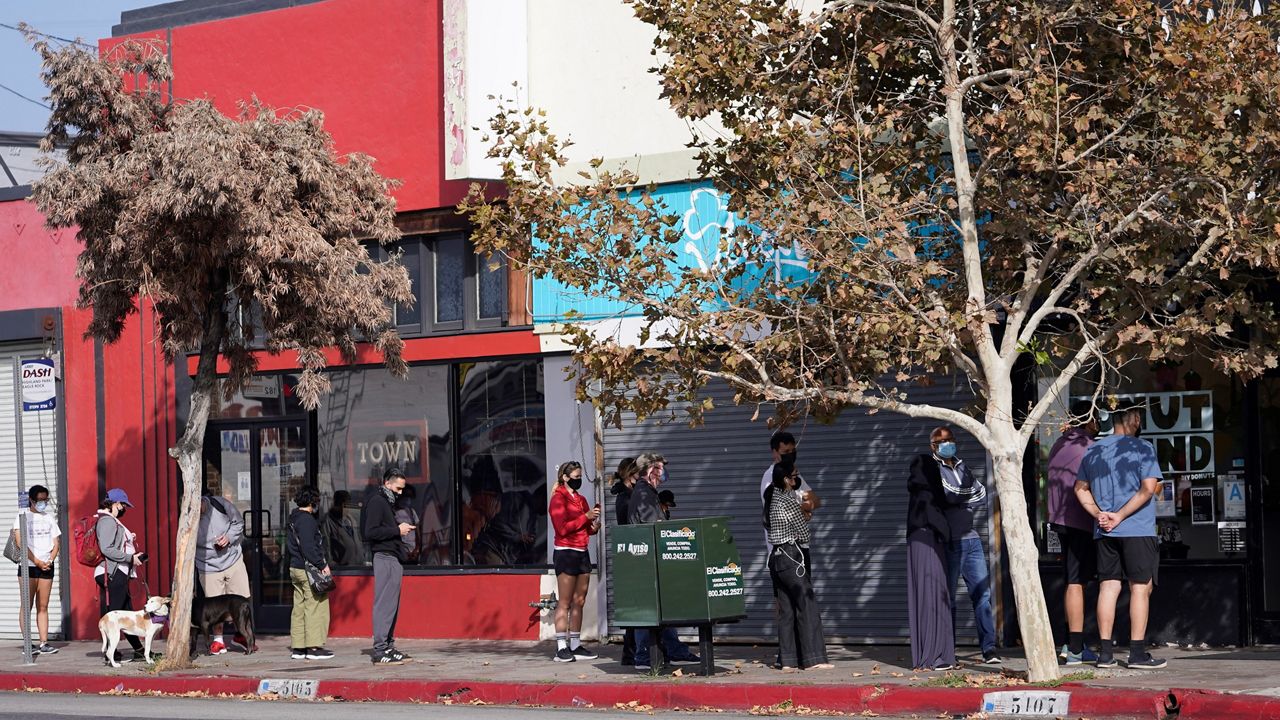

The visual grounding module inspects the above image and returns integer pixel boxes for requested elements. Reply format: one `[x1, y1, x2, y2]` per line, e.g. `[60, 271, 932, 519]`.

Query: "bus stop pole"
[13, 357, 35, 666]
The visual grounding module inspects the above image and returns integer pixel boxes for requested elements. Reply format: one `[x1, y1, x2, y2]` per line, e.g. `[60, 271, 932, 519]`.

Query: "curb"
[2, 672, 1278, 718]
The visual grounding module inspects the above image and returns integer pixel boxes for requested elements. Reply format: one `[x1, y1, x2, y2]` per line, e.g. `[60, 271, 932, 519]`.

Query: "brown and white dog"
[99, 595, 170, 667]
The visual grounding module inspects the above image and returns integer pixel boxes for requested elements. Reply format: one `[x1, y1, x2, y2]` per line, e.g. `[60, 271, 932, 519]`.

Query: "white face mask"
[34, 501, 50, 513]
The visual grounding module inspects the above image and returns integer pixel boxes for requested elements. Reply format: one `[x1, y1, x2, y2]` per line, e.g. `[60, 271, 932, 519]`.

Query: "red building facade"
[0, 0, 553, 642]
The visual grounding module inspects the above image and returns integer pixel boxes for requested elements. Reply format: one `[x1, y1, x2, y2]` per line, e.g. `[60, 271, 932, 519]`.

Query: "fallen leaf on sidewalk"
[889, 671, 904, 677]
[468, 699, 487, 705]
[577, 674, 587, 680]
[672, 668, 684, 677]
[482, 661, 490, 666]
[850, 672, 863, 678]
[870, 664, 881, 674]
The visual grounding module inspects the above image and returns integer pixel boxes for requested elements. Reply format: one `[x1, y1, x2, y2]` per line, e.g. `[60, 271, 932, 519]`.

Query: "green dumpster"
[610, 516, 746, 674]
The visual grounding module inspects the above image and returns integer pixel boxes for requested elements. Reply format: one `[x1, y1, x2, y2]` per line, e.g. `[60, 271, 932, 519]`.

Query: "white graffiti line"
[681, 187, 737, 241]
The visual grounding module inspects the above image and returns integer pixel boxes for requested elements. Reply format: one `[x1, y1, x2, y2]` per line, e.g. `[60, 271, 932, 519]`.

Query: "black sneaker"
[133, 649, 157, 664]
[982, 650, 1003, 665]
[372, 651, 403, 665]
[1125, 654, 1167, 670]
[306, 647, 334, 660]
[291, 648, 307, 660]
[932, 663, 955, 671]
[389, 649, 411, 662]
[634, 659, 652, 671]
[36, 643, 57, 655]
[669, 653, 702, 665]
[1096, 652, 1117, 668]
[571, 645, 598, 660]
[554, 647, 576, 663]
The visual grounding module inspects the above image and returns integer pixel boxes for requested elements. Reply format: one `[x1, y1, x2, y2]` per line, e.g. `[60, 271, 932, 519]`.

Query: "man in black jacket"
[362, 467, 415, 664]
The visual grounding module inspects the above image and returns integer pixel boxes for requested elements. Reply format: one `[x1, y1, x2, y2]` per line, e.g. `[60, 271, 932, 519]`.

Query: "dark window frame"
[365, 233, 510, 337]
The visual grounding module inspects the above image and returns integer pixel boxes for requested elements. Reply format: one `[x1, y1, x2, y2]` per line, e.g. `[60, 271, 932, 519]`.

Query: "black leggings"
[98, 570, 143, 650]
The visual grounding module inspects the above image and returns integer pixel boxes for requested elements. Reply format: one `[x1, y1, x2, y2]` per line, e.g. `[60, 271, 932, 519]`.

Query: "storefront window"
[315, 359, 547, 570]
[317, 365, 454, 567]
[457, 360, 547, 566]
[1037, 356, 1247, 561]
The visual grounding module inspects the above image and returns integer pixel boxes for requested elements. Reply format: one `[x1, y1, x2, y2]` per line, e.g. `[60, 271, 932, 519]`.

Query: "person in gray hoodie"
[95, 488, 148, 663]
[195, 494, 249, 654]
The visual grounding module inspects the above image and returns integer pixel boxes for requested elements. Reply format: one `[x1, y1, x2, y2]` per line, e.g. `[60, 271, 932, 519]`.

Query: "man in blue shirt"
[1075, 406, 1165, 670]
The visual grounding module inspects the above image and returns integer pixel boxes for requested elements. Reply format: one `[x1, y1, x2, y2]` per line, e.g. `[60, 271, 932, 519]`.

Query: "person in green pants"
[287, 487, 333, 660]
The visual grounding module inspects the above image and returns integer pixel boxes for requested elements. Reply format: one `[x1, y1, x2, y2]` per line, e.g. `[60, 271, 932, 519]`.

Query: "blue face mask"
[936, 441, 957, 459]
[34, 501, 49, 513]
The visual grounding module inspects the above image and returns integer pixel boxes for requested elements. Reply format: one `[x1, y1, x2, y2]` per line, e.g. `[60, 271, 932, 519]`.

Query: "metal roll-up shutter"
[0, 346, 64, 641]
[603, 377, 988, 644]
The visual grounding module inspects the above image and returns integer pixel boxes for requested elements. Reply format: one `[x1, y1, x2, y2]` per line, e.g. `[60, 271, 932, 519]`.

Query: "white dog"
[99, 595, 170, 667]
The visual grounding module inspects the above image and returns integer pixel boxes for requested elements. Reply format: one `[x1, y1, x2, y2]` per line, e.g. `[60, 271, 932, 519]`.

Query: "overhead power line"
[0, 82, 49, 110]
[0, 22, 96, 49]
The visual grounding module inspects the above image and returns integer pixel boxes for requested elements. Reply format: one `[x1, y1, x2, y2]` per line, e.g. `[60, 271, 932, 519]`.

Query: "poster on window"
[1075, 390, 1214, 481]
[1221, 476, 1246, 520]
[1190, 486, 1215, 525]
[1154, 480, 1176, 518]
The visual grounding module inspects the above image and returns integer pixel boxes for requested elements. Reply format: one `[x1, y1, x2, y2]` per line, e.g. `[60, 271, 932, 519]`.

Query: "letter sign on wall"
[20, 358, 56, 412]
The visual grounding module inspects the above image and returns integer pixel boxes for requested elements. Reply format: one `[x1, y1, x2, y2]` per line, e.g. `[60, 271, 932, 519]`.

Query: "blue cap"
[106, 488, 133, 507]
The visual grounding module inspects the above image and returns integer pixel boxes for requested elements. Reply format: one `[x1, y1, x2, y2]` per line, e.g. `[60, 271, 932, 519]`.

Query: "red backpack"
[72, 515, 104, 567]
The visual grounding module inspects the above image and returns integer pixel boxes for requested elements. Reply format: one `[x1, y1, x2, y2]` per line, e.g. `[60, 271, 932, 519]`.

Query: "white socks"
[556, 632, 569, 650]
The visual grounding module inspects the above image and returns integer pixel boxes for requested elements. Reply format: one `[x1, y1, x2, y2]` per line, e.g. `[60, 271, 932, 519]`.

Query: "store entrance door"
[1251, 377, 1280, 643]
[203, 420, 309, 634]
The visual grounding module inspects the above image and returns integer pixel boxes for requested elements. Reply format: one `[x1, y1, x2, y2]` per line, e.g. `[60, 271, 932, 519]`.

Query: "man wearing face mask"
[930, 427, 1000, 665]
[362, 467, 416, 664]
[11, 485, 60, 654]
[1075, 406, 1165, 670]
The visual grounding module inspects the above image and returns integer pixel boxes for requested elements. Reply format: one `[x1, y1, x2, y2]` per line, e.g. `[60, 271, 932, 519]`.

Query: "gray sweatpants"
[372, 552, 403, 653]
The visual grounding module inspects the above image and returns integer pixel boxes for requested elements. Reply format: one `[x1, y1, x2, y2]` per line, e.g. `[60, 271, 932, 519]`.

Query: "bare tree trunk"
[157, 287, 226, 670]
[988, 422, 1059, 681]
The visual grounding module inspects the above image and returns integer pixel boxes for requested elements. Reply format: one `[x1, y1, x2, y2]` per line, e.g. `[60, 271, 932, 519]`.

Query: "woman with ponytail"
[548, 460, 601, 662]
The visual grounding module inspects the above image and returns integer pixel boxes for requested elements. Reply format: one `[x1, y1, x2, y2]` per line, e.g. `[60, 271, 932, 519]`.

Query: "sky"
[1, 1, 160, 133]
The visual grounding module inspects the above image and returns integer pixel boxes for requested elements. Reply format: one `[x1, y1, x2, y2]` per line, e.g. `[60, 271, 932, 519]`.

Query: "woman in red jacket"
[548, 460, 601, 662]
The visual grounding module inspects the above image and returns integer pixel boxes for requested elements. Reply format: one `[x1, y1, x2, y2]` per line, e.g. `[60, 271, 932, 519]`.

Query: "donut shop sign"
[20, 358, 56, 412]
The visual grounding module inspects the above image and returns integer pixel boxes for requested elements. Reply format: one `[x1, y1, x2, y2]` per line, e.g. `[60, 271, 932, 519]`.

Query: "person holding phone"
[548, 460, 600, 662]
[361, 467, 415, 664]
[95, 488, 150, 663]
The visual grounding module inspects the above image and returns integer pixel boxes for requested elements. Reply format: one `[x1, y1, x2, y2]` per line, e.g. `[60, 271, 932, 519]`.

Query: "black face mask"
[117, 506, 128, 518]
[780, 451, 797, 465]
[567, 477, 583, 491]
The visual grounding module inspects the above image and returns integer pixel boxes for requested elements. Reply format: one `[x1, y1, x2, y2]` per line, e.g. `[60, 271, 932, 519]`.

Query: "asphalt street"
[0, 692, 940, 719]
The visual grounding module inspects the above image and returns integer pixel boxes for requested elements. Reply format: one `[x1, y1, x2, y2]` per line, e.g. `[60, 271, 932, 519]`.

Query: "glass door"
[203, 421, 309, 633]
[1252, 377, 1280, 642]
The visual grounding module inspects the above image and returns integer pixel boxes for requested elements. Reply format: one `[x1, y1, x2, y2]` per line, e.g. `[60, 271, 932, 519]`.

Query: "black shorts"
[553, 549, 593, 576]
[1097, 536, 1159, 585]
[17, 565, 55, 581]
[1059, 526, 1097, 585]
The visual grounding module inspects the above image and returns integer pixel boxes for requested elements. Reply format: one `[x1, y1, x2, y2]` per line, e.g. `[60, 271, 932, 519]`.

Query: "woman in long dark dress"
[906, 428, 956, 671]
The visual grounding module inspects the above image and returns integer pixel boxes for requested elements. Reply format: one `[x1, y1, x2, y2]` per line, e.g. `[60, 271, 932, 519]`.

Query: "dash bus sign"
[20, 358, 56, 412]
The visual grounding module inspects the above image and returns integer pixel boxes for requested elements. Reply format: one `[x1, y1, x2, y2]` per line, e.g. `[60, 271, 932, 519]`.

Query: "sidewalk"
[3, 636, 1279, 718]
